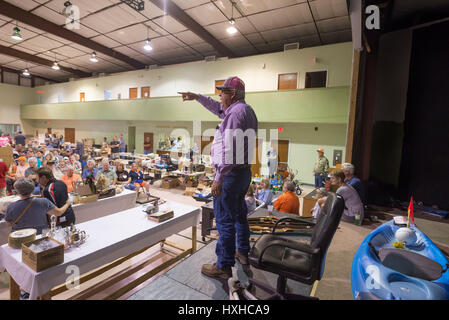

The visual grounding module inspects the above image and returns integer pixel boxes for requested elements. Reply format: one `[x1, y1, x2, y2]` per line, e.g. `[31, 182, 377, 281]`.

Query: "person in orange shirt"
[61, 166, 82, 193]
[273, 181, 300, 215]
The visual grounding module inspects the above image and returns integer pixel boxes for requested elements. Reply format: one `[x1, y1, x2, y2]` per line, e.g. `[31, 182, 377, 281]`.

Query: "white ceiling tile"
[171, 0, 210, 10]
[0, 53, 17, 64]
[320, 29, 352, 45]
[143, 21, 169, 36]
[172, 30, 204, 45]
[67, 25, 100, 38]
[260, 23, 317, 42]
[237, 0, 307, 15]
[220, 35, 252, 48]
[106, 24, 159, 45]
[31, 5, 70, 25]
[244, 32, 266, 45]
[152, 15, 188, 34]
[69, 43, 93, 54]
[189, 42, 217, 56]
[316, 16, 351, 33]
[15, 35, 64, 53]
[247, 3, 313, 32]
[4, 0, 42, 11]
[90, 34, 122, 48]
[309, 0, 349, 21]
[4, 60, 38, 70]
[81, 3, 146, 34]
[9, 44, 39, 55]
[185, 3, 232, 26]
[44, 0, 117, 19]
[51, 45, 86, 58]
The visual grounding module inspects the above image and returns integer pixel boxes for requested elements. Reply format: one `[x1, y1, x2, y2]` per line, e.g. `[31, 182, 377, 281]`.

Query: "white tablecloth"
[0, 189, 137, 245]
[0, 200, 200, 300]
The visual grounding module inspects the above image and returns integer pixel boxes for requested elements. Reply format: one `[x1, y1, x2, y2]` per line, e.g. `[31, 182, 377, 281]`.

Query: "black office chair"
[247, 193, 345, 300]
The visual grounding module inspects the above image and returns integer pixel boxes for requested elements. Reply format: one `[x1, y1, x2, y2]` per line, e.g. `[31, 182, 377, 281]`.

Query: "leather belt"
[233, 164, 250, 171]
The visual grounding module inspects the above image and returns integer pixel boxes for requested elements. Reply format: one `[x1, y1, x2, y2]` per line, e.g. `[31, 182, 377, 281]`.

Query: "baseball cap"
[317, 148, 324, 152]
[216, 76, 245, 91]
[17, 156, 27, 162]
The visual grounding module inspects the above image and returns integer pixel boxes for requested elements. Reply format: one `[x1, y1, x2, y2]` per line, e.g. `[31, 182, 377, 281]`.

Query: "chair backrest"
[310, 193, 345, 278]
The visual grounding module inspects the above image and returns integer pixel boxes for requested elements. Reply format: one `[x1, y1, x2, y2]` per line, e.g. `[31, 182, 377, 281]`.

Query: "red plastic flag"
[408, 196, 414, 224]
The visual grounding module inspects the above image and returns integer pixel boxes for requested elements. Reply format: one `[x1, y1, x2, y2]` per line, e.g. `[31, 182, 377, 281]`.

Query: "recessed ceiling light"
[11, 27, 22, 41]
[144, 39, 153, 51]
[90, 52, 98, 62]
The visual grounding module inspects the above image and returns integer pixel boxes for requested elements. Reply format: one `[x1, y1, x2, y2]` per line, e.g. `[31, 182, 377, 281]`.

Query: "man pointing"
[179, 76, 258, 279]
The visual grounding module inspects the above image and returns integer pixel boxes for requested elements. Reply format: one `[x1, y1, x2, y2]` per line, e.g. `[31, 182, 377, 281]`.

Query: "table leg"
[192, 226, 197, 253]
[9, 276, 20, 300]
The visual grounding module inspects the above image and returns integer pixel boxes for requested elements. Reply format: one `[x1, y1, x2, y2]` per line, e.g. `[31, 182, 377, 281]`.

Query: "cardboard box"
[148, 210, 174, 223]
[184, 187, 197, 196]
[74, 194, 98, 204]
[161, 177, 180, 189]
[22, 237, 64, 272]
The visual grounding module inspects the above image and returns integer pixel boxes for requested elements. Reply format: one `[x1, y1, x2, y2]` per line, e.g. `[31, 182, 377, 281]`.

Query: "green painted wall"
[21, 86, 349, 124]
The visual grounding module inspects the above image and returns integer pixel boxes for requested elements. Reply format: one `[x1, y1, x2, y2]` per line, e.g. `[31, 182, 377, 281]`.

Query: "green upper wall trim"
[21, 86, 349, 124]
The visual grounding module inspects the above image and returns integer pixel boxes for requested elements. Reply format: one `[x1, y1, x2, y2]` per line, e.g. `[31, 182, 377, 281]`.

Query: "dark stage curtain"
[398, 21, 449, 210]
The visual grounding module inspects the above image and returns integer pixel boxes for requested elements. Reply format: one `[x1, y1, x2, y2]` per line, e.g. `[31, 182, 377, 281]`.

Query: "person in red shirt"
[0, 159, 9, 197]
[273, 181, 300, 215]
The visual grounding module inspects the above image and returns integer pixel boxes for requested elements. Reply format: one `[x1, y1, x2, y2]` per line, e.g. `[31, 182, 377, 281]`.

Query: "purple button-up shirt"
[197, 95, 258, 182]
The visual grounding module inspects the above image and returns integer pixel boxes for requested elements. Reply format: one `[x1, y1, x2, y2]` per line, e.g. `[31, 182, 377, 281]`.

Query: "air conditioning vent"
[149, 64, 159, 70]
[205, 55, 216, 62]
[284, 42, 299, 51]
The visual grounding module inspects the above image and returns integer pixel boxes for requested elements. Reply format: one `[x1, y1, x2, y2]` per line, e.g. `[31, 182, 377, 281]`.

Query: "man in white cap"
[313, 148, 329, 188]
[178, 76, 258, 279]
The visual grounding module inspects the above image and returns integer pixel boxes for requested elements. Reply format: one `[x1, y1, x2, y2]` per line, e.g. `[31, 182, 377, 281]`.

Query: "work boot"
[201, 263, 232, 279]
[235, 251, 249, 265]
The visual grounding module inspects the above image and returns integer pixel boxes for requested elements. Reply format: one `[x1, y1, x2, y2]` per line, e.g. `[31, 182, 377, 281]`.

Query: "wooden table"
[0, 200, 200, 300]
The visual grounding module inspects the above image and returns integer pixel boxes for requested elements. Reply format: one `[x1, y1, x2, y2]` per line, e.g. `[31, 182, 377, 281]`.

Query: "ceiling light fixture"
[227, 2, 238, 34]
[144, 28, 153, 51]
[52, 53, 60, 70]
[144, 39, 153, 51]
[22, 68, 30, 77]
[11, 22, 23, 41]
[90, 52, 98, 62]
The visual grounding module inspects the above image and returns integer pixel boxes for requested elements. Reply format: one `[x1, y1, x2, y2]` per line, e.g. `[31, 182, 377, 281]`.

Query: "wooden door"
[215, 80, 225, 94]
[80, 92, 85, 102]
[277, 140, 289, 163]
[141, 87, 150, 98]
[143, 132, 153, 152]
[64, 128, 75, 143]
[278, 73, 298, 90]
[47, 128, 52, 134]
[250, 139, 263, 177]
[129, 88, 138, 99]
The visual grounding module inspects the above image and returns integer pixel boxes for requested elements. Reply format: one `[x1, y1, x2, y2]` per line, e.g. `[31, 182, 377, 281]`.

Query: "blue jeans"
[315, 173, 324, 188]
[213, 166, 251, 269]
[144, 149, 151, 155]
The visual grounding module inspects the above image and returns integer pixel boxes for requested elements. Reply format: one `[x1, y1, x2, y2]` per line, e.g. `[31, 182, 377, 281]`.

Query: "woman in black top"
[116, 162, 131, 185]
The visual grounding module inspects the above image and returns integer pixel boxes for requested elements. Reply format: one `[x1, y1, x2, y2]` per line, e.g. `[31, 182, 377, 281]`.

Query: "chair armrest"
[257, 239, 320, 265]
[272, 217, 315, 233]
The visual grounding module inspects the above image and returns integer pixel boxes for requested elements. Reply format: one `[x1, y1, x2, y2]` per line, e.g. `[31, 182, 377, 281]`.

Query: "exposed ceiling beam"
[0, 45, 91, 78]
[149, 0, 236, 58]
[0, 65, 61, 83]
[0, 0, 146, 69]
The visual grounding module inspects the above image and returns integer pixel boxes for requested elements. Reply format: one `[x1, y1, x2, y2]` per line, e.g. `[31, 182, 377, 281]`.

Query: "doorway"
[80, 92, 85, 102]
[141, 87, 150, 98]
[129, 88, 138, 99]
[143, 132, 153, 154]
[64, 128, 75, 143]
[128, 126, 136, 153]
